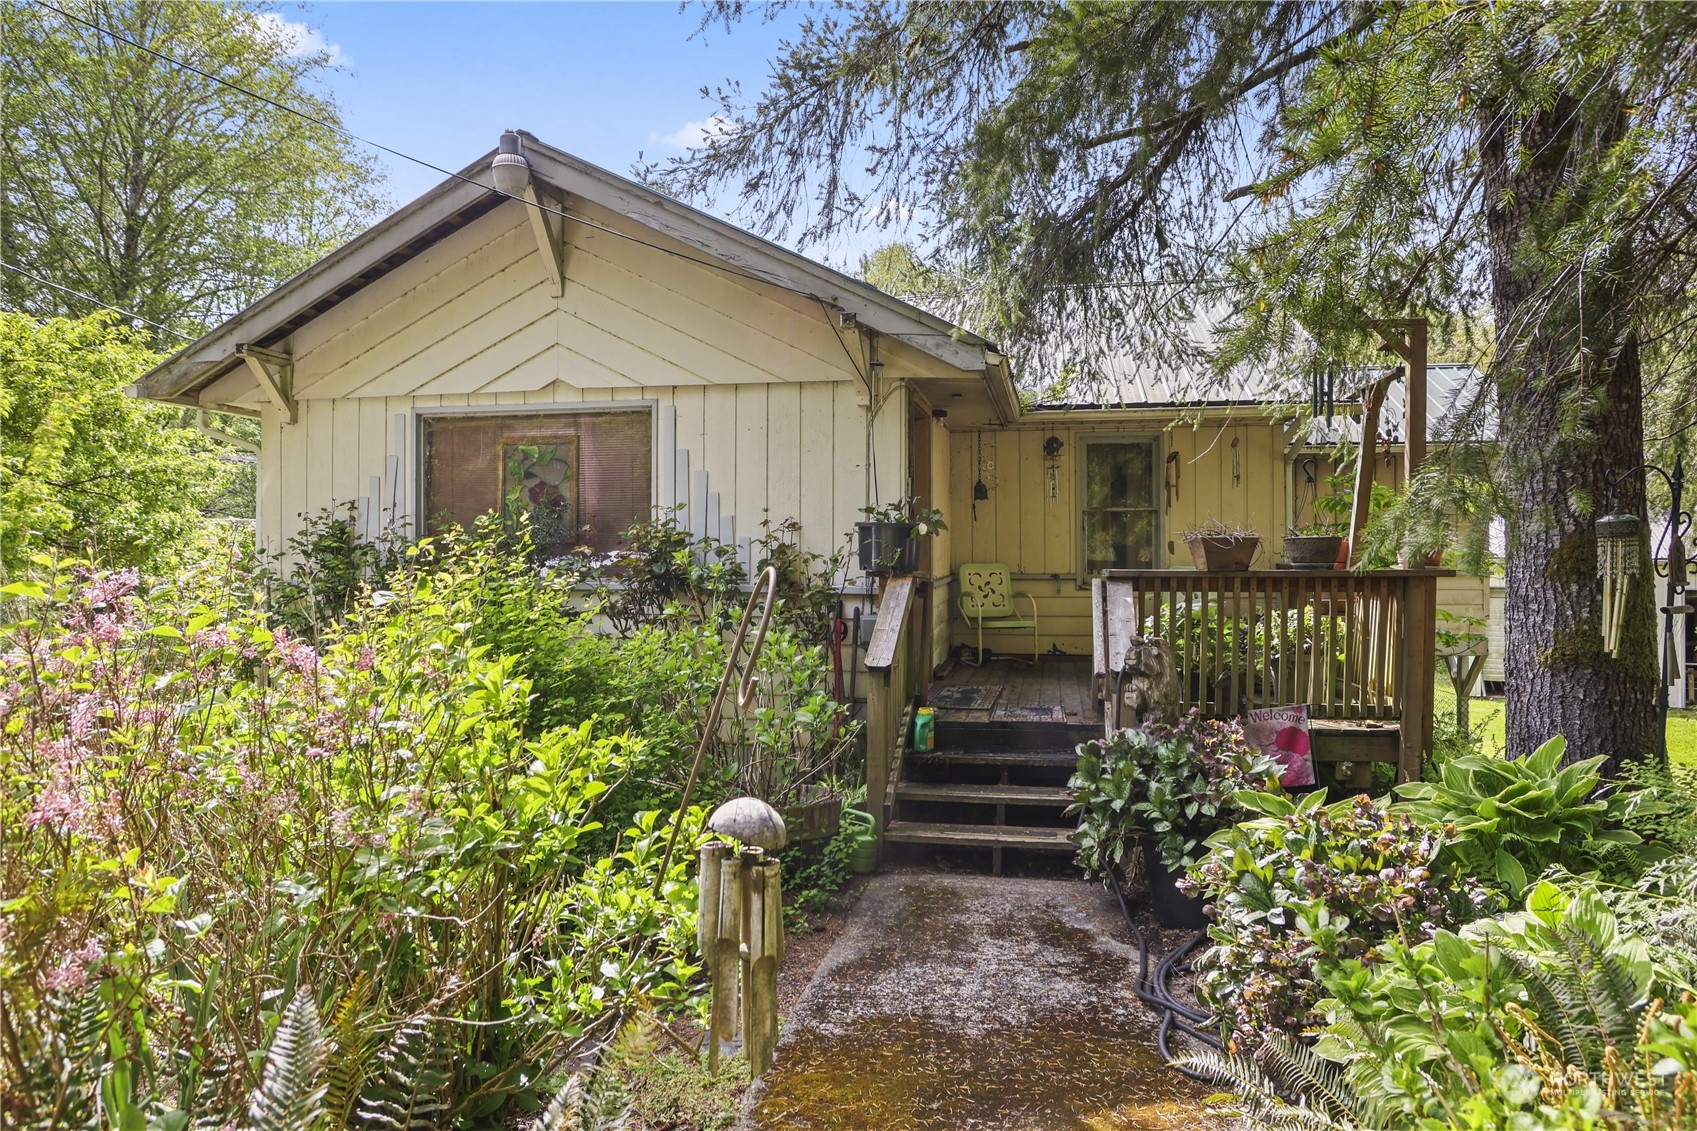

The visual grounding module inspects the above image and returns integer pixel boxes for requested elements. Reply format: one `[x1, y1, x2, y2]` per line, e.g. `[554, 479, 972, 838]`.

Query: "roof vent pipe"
[491, 130, 531, 196]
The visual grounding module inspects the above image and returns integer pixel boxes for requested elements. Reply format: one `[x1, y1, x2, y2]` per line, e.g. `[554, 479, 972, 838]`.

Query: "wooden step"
[894, 782, 1073, 806]
[908, 747, 1080, 769]
[883, 820, 1077, 851]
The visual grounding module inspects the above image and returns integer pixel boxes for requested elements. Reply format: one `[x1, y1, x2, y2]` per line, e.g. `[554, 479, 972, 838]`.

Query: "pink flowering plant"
[0, 547, 705, 1127]
[1185, 789, 1501, 1046]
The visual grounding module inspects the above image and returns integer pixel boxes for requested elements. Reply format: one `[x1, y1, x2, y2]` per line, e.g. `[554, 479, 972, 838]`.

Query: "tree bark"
[1482, 94, 1662, 770]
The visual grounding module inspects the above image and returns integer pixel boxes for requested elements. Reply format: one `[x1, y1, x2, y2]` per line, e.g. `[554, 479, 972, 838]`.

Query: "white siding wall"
[255, 198, 915, 574]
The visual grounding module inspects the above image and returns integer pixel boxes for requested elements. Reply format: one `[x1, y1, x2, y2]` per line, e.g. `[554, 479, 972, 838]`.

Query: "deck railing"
[1093, 569, 1443, 781]
[864, 575, 927, 850]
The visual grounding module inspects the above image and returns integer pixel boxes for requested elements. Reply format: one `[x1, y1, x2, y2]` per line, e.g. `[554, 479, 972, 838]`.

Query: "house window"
[421, 409, 652, 558]
[1081, 439, 1158, 573]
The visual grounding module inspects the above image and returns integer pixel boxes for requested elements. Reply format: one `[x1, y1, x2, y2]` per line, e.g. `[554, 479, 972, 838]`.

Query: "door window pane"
[1082, 441, 1157, 572]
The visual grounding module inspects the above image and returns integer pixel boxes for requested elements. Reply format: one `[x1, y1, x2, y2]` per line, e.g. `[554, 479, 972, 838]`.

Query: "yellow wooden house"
[139, 133, 1479, 852]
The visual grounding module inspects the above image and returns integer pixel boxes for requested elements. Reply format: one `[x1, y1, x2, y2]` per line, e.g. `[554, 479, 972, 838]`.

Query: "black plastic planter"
[1142, 838, 1208, 929]
[856, 520, 919, 574]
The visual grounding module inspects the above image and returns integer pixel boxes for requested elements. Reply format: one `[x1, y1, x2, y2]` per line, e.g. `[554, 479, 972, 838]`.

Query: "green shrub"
[779, 822, 857, 932]
[1393, 736, 1643, 896]
[1314, 881, 1697, 1129]
[1068, 714, 1283, 877]
[1187, 791, 1498, 1044]
[0, 557, 704, 1128]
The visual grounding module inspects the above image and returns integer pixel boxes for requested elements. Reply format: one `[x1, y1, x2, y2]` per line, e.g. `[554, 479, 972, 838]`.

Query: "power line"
[0, 259, 191, 339]
[27, 0, 900, 315]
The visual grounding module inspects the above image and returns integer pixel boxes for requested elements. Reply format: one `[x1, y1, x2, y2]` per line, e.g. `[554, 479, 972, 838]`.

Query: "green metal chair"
[957, 562, 1039, 665]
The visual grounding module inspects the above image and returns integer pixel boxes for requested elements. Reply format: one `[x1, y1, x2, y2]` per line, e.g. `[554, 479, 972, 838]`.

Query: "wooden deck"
[925, 657, 1097, 726]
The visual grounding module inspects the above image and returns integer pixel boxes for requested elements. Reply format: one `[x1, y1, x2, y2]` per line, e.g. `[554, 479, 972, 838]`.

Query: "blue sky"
[285, 2, 896, 266]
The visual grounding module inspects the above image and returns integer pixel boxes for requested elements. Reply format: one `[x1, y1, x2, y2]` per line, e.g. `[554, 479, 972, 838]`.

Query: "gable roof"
[135, 133, 1019, 420]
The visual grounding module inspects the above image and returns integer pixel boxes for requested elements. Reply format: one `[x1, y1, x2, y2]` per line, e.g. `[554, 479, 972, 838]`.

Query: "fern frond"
[357, 1020, 452, 1131]
[1258, 1031, 1363, 1125]
[576, 1070, 631, 1131]
[533, 1067, 631, 1131]
[322, 976, 377, 1130]
[1553, 928, 1641, 1056]
[533, 1076, 587, 1131]
[1171, 1045, 1363, 1130]
[1500, 949, 1588, 1065]
[247, 989, 329, 1131]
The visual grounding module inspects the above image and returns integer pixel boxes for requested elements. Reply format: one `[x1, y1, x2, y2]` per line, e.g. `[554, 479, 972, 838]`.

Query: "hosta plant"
[1068, 713, 1283, 877]
[1393, 735, 1644, 896]
[1314, 881, 1697, 1130]
[1187, 791, 1498, 1044]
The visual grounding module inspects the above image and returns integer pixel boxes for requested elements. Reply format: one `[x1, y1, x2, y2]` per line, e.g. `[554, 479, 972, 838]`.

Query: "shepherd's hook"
[655, 566, 780, 892]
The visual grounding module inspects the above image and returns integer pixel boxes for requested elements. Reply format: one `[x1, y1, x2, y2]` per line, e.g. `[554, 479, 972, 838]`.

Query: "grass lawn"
[1434, 684, 1697, 767]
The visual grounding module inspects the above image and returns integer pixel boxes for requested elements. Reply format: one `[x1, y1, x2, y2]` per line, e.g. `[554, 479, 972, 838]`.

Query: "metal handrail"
[655, 565, 780, 892]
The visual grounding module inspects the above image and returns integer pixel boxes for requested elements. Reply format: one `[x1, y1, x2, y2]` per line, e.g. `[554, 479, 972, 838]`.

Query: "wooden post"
[864, 576, 915, 857]
[1397, 573, 1437, 783]
[1403, 319, 1428, 486]
[1349, 369, 1401, 565]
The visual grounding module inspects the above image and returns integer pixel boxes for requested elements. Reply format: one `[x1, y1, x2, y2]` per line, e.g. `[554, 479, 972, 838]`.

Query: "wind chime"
[698, 799, 786, 1077]
[1311, 362, 1337, 425]
[1596, 512, 1643, 658]
[654, 568, 787, 1079]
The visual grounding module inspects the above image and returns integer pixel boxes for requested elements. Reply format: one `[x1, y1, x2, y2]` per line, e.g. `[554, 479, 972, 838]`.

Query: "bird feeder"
[699, 798, 786, 1078]
[1596, 512, 1643, 657]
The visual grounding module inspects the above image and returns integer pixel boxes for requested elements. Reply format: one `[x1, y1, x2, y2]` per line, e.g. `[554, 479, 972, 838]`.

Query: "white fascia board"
[136, 162, 498, 401]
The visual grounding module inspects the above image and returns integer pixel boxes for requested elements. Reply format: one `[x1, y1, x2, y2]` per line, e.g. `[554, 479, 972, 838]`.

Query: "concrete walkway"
[742, 871, 1222, 1130]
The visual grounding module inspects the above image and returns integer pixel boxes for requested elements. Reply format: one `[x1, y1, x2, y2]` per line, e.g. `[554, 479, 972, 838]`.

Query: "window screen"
[422, 410, 652, 558]
[1082, 440, 1158, 573]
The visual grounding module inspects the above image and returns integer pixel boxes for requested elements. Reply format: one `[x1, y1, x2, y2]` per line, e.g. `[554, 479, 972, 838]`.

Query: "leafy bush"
[1313, 882, 1697, 1130]
[779, 821, 857, 932]
[1068, 714, 1283, 876]
[0, 312, 238, 574]
[579, 509, 748, 634]
[1187, 791, 1498, 1044]
[0, 557, 704, 1127]
[1393, 736, 1643, 896]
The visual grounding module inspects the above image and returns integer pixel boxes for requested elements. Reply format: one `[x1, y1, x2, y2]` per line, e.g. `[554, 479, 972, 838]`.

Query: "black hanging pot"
[856, 520, 919, 574]
[1141, 837, 1208, 929]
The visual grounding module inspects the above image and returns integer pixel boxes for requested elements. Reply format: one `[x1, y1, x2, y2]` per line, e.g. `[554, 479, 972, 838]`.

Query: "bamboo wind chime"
[698, 818, 785, 1077]
[656, 568, 787, 1079]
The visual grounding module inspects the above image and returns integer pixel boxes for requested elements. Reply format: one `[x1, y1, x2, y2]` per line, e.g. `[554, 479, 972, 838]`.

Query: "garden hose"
[1110, 876, 1223, 1082]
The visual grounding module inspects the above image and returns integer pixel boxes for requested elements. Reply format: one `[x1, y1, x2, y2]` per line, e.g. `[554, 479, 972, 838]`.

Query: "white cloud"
[252, 13, 349, 67]
[653, 115, 734, 153]
[859, 195, 916, 227]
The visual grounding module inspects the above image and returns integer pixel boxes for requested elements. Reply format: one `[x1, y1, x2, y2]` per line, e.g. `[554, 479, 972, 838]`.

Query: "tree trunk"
[1482, 94, 1662, 771]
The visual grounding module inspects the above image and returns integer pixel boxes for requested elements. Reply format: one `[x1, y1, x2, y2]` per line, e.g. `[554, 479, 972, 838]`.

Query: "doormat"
[991, 704, 1067, 722]
[926, 685, 1001, 711]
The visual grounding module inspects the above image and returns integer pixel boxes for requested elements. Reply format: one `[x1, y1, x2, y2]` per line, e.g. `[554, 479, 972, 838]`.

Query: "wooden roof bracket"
[524, 182, 567, 295]
[237, 344, 295, 425]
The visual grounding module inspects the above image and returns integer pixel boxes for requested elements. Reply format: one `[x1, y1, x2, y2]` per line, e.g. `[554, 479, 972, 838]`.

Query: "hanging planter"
[855, 520, 919, 574]
[855, 496, 946, 575]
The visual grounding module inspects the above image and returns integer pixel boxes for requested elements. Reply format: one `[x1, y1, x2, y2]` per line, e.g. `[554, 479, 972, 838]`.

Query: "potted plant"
[855, 496, 946, 574]
[1183, 520, 1261, 571]
[1067, 713, 1283, 927]
[1284, 487, 1352, 568]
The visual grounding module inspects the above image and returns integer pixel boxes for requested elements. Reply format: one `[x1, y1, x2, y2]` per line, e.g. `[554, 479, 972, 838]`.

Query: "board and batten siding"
[249, 197, 909, 569]
[944, 417, 1295, 656]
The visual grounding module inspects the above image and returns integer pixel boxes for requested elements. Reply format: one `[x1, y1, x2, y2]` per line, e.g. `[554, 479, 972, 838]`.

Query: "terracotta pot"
[1185, 534, 1260, 571]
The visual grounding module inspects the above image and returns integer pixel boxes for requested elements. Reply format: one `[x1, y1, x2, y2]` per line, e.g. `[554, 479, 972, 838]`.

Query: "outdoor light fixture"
[491, 130, 531, 196]
[1596, 511, 1642, 658]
